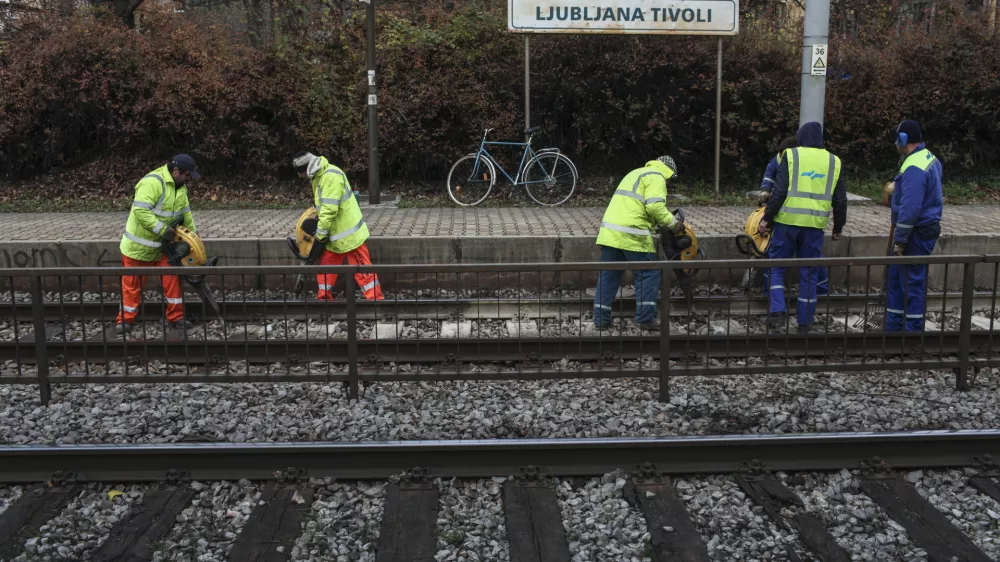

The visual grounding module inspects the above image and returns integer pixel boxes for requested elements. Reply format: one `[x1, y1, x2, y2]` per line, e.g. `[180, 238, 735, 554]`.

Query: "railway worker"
[592, 156, 684, 332]
[759, 122, 847, 334]
[292, 151, 383, 301]
[886, 120, 943, 332]
[115, 155, 199, 334]
[760, 135, 830, 297]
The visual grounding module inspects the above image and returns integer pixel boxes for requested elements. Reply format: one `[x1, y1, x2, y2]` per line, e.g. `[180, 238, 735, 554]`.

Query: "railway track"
[1, 430, 999, 561]
[2, 291, 992, 321]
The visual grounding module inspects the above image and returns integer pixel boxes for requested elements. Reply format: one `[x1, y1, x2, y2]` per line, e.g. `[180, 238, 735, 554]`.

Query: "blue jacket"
[764, 122, 848, 233]
[891, 143, 943, 245]
[760, 156, 780, 191]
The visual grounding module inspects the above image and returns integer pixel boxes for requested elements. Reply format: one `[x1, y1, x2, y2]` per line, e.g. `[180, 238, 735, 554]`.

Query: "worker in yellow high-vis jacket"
[593, 156, 684, 332]
[115, 154, 199, 334]
[292, 151, 383, 302]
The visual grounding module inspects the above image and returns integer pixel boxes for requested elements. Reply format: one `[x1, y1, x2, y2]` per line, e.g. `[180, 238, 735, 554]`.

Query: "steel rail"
[0, 292, 989, 321]
[1, 429, 998, 483]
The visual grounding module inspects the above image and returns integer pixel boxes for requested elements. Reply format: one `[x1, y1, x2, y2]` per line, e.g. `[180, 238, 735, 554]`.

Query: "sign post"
[800, 0, 830, 127]
[508, 0, 739, 199]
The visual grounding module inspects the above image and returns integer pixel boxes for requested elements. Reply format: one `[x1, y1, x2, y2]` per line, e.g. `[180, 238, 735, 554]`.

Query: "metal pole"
[524, 35, 531, 138]
[714, 37, 722, 200]
[799, 0, 831, 126]
[365, 0, 380, 205]
[30, 276, 51, 405]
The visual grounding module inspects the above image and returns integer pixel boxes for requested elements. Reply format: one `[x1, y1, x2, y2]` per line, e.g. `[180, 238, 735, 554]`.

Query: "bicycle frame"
[468, 131, 558, 186]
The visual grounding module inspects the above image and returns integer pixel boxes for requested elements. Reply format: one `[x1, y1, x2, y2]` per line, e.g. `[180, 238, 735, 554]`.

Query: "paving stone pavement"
[2, 205, 1000, 240]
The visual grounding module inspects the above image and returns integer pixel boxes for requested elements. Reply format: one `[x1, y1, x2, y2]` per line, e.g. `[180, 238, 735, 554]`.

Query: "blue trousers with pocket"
[768, 223, 825, 327]
[593, 246, 659, 327]
[886, 223, 940, 332]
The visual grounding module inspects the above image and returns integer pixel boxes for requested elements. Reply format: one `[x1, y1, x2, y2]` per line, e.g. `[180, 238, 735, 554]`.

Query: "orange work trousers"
[316, 243, 384, 301]
[115, 255, 184, 325]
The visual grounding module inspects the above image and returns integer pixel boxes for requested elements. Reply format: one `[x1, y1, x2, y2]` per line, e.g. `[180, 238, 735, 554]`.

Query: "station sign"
[508, 0, 739, 35]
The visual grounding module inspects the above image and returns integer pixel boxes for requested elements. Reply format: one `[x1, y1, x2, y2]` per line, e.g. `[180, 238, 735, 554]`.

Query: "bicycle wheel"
[447, 154, 496, 207]
[522, 152, 578, 206]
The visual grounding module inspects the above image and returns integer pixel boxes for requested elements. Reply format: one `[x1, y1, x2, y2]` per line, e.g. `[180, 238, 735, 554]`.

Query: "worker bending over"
[293, 152, 383, 301]
[759, 122, 847, 333]
[115, 155, 199, 333]
[593, 156, 684, 332]
[887, 120, 943, 332]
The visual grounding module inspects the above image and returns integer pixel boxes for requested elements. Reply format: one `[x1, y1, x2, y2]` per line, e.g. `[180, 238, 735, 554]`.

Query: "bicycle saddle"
[524, 125, 540, 135]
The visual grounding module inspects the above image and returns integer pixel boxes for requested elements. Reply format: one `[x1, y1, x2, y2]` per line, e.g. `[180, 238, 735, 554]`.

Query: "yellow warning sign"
[811, 44, 828, 76]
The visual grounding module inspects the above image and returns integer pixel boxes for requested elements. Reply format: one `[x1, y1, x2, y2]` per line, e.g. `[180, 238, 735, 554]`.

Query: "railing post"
[956, 261, 976, 390]
[29, 275, 51, 405]
[659, 264, 672, 402]
[346, 273, 360, 400]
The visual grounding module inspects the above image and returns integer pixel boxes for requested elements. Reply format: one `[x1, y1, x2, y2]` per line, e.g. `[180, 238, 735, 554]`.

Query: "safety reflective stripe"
[896, 223, 913, 231]
[316, 229, 329, 238]
[594, 304, 612, 310]
[769, 285, 785, 290]
[319, 198, 340, 205]
[330, 218, 366, 242]
[124, 231, 162, 248]
[763, 177, 775, 184]
[906, 313, 924, 319]
[637, 301, 658, 306]
[613, 189, 644, 202]
[120, 304, 138, 313]
[600, 222, 650, 237]
[165, 297, 184, 304]
[317, 284, 331, 290]
[644, 197, 665, 205]
[632, 171, 663, 192]
[152, 221, 165, 235]
[781, 208, 830, 218]
[133, 201, 153, 209]
[361, 279, 380, 292]
[177, 206, 191, 216]
[886, 308, 905, 315]
[797, 297, 818, 303]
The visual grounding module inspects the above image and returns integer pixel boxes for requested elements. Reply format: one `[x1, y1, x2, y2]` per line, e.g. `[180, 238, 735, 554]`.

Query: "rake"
[853, 222, 896, 330]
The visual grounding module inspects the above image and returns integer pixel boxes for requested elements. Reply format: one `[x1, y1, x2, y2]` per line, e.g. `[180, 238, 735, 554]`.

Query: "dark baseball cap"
[169, 154, 201, 179]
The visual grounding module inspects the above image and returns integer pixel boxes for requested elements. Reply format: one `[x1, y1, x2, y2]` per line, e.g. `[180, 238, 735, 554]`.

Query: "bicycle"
[446, 126, 578, 207]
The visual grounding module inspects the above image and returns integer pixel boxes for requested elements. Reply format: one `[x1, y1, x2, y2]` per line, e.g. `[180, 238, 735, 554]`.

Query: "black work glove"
[892, 242, 906, 256]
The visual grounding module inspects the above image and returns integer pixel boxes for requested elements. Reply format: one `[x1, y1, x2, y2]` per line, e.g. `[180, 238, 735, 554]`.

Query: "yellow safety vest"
[312, 157, 370, 254]
[774, 147, 841, 230]
[119, 165, 195, 262]
[596, 160, 677, 253]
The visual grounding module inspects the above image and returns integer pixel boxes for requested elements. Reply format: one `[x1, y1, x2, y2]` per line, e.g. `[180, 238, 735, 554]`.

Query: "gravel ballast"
[0, 485, 25, 516]
[912, 469, 1000, 559]
[435, 478, 510, 562]
[556, 471, 651, 562]
[150, 478, 259, 562]
[789, 470, 927, 561]
[293, 481, 385, 562]
[676, 475, 811, 561]
[1, 368, 998, 445]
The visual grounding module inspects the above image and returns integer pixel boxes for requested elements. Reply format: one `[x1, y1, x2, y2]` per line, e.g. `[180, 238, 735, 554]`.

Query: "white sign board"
[508, 0, 738, 35]
[810, 44, 828, 76]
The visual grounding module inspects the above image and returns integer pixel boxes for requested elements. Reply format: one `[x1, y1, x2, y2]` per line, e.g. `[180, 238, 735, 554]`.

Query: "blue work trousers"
[594, 246, 660, 327]
[768, 223, 825, 327]
[886, 224, 940, 332]
[764, 266, 828, 295]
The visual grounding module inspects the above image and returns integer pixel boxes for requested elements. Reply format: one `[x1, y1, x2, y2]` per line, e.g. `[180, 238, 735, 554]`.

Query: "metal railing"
[1, 254, 998, 404]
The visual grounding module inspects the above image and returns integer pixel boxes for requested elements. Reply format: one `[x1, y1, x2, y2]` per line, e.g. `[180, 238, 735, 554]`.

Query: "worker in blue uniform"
[759, 122, 847, 333]
[760, 135, 830, 297]
[886, 120, 943, 332]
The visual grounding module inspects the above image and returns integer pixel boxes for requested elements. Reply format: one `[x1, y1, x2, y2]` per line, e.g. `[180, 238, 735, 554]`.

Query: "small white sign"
[810, 43, 828, 76]
[368, 71, 376, 86]
[508, 0, 738, 35]
[368, 94, 378, 105]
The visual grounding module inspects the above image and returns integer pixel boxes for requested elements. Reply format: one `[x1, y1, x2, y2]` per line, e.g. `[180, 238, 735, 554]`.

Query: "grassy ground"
[1, 175, 997, 212]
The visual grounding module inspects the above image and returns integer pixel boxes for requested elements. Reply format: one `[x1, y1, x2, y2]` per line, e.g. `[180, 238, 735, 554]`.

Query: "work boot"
[114, 323, 132, 335]
[638, 321, 661, 332]
[168, 318, 196, 331]
[767, 312, 785, 334]
[797, 324, 811, 334]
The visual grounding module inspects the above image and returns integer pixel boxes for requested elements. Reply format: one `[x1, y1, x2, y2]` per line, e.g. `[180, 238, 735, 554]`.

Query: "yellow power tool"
[659, 208, 705, 308]
[286, 207, 325, 295]
[735, 191, 771, 292]
[162, 217, 221, 319]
